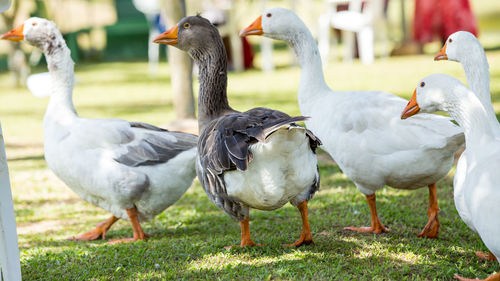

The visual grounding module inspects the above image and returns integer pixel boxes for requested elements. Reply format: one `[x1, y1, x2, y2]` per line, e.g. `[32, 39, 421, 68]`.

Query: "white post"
[260, 0, 275, 72]
[0, 0, 11, 13]
[0, 123, 22, 281]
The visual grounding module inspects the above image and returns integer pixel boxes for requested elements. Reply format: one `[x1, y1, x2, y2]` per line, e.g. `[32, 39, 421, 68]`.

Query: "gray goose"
[154, 15, 321, 247]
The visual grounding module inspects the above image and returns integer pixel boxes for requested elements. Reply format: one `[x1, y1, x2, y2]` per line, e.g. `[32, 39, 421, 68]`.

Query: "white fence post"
[0, 0, 11, 13]
[0, 123, 22, 281]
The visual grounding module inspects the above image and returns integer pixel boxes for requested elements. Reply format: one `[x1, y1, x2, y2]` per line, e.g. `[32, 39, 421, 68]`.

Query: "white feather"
[224, 127, 317, 210]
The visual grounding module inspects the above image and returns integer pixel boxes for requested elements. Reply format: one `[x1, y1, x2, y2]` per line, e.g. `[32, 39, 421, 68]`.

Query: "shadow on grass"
[8, 154, 45, 162]
[19, 178, 499, 280]
[20, 218, 497, 281]
[12, 148, 498, 280]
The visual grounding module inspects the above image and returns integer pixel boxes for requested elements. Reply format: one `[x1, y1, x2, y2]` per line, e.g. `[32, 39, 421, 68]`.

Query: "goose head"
[434, 31, 479, 62]
[2, 17, 62, 53]
[401, 74, 461, 119]
[240, 8, 305, 41]
[153, 15, 221, 54]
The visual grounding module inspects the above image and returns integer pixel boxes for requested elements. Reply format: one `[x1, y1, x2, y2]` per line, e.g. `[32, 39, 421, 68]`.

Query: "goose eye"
[32, 22, 38, 27]
[183, 22, 190, 29]
[420, 82, 425, 87]
[448, 38, 452, 43]
[266, 13, 272, 17]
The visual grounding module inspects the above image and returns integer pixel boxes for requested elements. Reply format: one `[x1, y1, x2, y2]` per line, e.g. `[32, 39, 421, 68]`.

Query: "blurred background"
[2, 0, 499, 74]
[1, 0, 499, 146]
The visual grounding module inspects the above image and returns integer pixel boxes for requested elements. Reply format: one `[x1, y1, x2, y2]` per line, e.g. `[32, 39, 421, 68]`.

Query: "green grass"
[3, 24, 500, 281]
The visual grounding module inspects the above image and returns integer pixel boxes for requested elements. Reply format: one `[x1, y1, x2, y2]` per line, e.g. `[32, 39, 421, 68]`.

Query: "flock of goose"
[1, 7, 498, 280]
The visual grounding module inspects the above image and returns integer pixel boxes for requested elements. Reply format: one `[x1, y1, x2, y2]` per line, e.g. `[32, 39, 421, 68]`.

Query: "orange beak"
[239, 15, 263, 37]
[153, 25, 178, 45]
[1, 23, 24, 41]
[401, 89, 421, 119]
[434, 42, 448, 61]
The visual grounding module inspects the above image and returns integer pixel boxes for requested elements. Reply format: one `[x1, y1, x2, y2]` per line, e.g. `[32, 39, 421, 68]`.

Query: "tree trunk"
[162, 0, 195, 120]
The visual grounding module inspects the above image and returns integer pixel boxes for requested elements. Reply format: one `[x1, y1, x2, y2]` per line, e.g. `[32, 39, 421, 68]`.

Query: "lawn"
[2, 5, 500, 280]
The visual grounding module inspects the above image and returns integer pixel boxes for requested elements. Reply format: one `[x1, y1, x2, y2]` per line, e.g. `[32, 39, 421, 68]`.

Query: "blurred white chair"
[132, 0, 163, 77]
[318, 0, 388, 65]
[259, 0, 306, 71]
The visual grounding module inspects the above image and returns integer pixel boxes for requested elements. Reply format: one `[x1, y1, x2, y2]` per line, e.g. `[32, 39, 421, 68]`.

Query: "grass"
[1, 50, 499, 280]
[2, 6, 500, 279]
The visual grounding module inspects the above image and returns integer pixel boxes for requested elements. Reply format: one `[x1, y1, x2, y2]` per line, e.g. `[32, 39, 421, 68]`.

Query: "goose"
[435, 31, 498, 262]
[434, 31, 493, 118]
[240, 8, 464, 237]
[1, 18, 198, 243]
[401, 73, 500, 281]
[153, 15, 321, 247]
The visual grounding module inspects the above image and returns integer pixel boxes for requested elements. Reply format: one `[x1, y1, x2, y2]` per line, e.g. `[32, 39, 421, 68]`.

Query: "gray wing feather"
[129, 121, 168, 132]
[114, 123, 198, 167]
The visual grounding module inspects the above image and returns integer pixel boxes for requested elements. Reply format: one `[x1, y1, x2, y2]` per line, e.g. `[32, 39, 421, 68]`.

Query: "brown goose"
[154, 15, 321, 247]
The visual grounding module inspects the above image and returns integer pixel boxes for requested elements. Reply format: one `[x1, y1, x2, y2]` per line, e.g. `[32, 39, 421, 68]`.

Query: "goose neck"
[189, 39, 233, 132]
[44, 37, 78, 123]
[461, 49, 493, 116]
[444, 85, 499, 146]
[286, 29, 329, 104]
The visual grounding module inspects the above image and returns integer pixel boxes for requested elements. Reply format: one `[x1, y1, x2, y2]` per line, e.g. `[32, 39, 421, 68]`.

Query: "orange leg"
[344, 194, 388, 234]
[284, 201, 313, 247]
[417, 183, 440, 238]
[476, 251, 498, 262]
[68, 216, 119, 241]
[108, 207, 149, 244]
[454, 272, 500, 281]
[239, 216, 257, 247]
[225, 216, 259, 249]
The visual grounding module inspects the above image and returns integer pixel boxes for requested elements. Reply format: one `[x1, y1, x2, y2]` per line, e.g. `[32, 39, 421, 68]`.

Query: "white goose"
[240, 8, 465, 237]
[435, 31, 493, 118]
[1, 18, 198, 243]
[401, 73, 500, 281]
[435, 31, 498, 262]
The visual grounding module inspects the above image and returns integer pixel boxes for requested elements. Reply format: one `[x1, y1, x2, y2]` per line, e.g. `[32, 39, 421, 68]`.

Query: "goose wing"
[114, 122, 198, 167]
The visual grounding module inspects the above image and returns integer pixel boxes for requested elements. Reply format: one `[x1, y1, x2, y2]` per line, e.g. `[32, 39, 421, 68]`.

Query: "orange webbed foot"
[68, 228, 107, 241]
[344, 225, 388, 234]
[283, 233, 313, 247]
[417, 210, 440, 238]
[107, 232, 149, 245]
[475, 251, 497, 262]
[67, 216, 119, 241]
[224, 240, 262, 250]
[107, 237, 147, 244]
